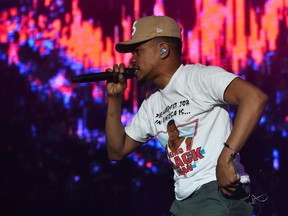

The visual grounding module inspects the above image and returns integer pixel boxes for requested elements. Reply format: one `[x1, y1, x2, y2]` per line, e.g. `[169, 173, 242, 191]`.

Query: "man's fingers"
[220, 187, 233, 197]
[119, 63, 125, 72]
[220, 185, 237, 197]
[118, 73, 126, 83]
[113, 64, 119, 72]
[232, 173, 241, 186]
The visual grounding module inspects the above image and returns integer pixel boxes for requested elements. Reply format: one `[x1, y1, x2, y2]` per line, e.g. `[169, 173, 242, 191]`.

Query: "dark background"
[0, 0, 287, 215]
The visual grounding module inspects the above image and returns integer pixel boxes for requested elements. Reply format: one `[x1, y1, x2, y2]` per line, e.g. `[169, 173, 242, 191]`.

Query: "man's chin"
[136, 80, 145, 87]
[135, 76, 146, 86]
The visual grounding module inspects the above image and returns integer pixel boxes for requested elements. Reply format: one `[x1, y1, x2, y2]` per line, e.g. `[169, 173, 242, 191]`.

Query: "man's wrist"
[223, 142, 239, 158]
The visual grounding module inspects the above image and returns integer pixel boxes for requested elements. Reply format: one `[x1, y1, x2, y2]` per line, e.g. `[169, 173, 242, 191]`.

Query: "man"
[105, 15, 268, 215]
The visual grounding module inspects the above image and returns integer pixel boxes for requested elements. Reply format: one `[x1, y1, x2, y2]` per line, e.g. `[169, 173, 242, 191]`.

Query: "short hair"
[167, 119, 176, 126]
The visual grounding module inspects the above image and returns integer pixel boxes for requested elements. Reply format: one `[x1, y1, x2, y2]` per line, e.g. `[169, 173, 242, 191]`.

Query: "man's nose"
[130, 54, 136, 64]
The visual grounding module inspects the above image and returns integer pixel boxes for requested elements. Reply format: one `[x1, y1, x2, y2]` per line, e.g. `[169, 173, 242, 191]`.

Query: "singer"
[104, 15, 268, 215]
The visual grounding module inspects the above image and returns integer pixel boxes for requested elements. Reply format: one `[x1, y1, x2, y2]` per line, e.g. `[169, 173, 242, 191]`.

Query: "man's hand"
[106, 63, 127, 97]
[216, 151, 240, 197]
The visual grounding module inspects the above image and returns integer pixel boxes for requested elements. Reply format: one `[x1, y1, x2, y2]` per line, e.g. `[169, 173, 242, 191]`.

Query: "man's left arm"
[216, 77, 268, 196]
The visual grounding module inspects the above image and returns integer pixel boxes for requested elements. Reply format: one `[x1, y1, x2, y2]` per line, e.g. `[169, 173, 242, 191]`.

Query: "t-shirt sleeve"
[191, 65, 239, 104]
[125, 99, 152, 143]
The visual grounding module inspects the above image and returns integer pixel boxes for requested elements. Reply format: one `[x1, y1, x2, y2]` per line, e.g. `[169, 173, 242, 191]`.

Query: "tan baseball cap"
[115, 15, 182, 53]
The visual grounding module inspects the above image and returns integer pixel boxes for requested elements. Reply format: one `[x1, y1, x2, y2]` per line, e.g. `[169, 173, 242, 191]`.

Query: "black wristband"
[224, 142, 238, 158]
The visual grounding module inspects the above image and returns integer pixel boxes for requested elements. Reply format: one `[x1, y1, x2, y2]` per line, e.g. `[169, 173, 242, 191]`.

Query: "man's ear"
[159, 44, 170, 58]
[160, 47, 167, 55]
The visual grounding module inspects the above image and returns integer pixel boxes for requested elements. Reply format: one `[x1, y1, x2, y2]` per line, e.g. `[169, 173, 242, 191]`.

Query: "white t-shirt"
[125, 64, 249, 200]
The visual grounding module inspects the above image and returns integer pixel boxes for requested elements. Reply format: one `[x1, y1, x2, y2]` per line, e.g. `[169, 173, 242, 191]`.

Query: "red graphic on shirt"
[165, 119, 204, 176]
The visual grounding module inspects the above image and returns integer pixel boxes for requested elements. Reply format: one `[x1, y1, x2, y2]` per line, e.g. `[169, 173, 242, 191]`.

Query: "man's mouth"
[132, 66, 140, 76]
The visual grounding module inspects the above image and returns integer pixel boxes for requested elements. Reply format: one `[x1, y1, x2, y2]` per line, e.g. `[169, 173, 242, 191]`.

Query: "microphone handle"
[71, 68, 135, 83]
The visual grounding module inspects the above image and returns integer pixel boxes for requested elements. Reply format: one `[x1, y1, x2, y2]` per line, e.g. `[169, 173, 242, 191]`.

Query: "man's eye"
[134, 48, 141, 54]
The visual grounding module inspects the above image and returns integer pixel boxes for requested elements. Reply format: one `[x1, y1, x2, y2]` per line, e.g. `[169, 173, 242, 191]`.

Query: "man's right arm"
[105, 64, 142, 160]
[105, 96, 141, 160]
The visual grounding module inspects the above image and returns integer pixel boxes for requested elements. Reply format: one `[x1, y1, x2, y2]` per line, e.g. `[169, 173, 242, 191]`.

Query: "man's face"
[167, 124, 179, 141]
[129, 39, 160, 82]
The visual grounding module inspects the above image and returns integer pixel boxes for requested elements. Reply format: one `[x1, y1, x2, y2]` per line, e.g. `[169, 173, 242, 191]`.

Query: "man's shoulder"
[180, 63, 208, 75]
[182, 63, 206, 70]
[183, 63, 233, 77]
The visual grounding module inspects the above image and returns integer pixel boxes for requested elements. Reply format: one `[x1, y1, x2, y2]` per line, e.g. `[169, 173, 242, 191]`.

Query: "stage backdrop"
[0, 0, 287, 216]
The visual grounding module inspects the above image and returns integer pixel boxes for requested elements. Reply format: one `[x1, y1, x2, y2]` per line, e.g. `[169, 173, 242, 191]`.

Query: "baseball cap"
[115, 15, 182, 53]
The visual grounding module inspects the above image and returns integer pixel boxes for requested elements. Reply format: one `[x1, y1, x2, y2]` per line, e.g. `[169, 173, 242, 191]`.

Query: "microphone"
[71, 68, 135, 83]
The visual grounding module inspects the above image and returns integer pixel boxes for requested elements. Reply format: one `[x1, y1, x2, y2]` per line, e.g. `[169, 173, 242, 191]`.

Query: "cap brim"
[115, 37, 152, 53]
